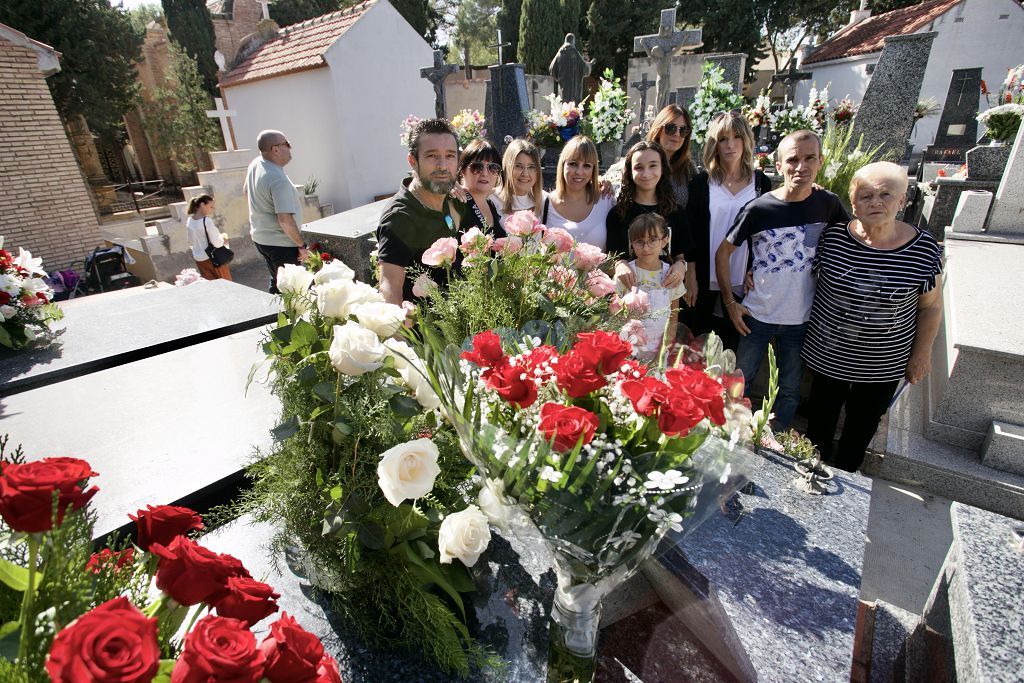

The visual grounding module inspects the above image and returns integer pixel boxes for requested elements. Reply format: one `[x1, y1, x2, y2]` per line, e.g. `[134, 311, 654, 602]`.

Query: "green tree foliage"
[518, 0, 563, 75]
[585, 0, 662, 77]
[127, 2, 164, 33]
[391, 0, 443, 44]
[677, 1, 764, 82]
[142, 41, 220, 172]
[270, 0, 341, 27]
[560, 0, 580, 38]
[0, 0, 142, 144]
[161, 0, 219, 96]
[497, 0, 522, 64]
[447, 0, 500, 66]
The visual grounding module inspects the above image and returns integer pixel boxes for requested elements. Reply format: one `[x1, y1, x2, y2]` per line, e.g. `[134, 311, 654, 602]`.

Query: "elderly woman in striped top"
[802, 161, 944, 472]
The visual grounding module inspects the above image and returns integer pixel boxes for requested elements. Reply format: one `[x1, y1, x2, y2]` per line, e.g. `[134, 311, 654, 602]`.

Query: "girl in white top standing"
[186, 194, 233, 281]
[541, 136, 614, 250]
[494, 139, 545, 228]
[616, 213, 685, 361]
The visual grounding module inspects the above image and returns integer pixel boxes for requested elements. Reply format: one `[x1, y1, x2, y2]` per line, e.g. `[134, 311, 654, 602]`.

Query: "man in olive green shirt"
[246, 129, 308, 293]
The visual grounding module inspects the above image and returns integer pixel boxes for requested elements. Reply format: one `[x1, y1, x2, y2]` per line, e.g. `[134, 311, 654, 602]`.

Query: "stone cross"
[463, 43, 471, 80]
[489, 28, 511, 66]
[633, 8, 703, 110]
[771, 60, 812, 104]
[256, 0, 272, 21]
[420, 49, 458, 119]
[631, 72, 656, 126]
[205, 97, 237, 151]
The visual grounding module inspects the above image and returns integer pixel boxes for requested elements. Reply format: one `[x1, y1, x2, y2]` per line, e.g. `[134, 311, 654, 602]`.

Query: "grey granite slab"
[980, 420, 1024, 476]
[486, 64, 530, 153]
[869, 599, 920, 683]
[302, 200, 386, 285]
[966, 144, 1012, 181]
[947, 502, 1024, 682]
[201, 514, 556, 682]
[922, 68, 983, 164]
[0, 280, 278, 396]
[659, 452, 873, 683]
[0, 327, 278, 538]
[987, 123, 1024, 235]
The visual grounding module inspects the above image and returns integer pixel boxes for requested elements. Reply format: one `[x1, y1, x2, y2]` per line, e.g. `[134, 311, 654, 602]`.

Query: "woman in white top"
[494, 139, 545, 226]
[540, 136, 614, 250]
[684, 111, 771, 348]
[186, 194, 233, 281]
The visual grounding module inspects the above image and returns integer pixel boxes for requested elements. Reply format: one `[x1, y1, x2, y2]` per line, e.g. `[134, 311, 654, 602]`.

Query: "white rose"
[383, 338, 415, 371]
[276, 263, 314, 295]
[0, 274, 21, 296]
[399, 359, 441, 410]
[328, 321, 386, 376]
[376, 438, 441, 507]
[351, 301, 406, 338]
[341, 281, 384, 317]
[314, 258, 355, 285]
[0, 305, 15, 320]
[438, 505, 492, 567]
[316, 279, 353, 318]
[477, 479, 514, 531]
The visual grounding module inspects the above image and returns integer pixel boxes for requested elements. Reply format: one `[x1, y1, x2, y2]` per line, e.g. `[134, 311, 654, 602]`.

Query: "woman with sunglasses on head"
[494, 139, 545, 226]
[685, 109, 772, 348]
[541, 136, 614, 249]
[606, 141, 697, 304]
[457, 139, 507, 236]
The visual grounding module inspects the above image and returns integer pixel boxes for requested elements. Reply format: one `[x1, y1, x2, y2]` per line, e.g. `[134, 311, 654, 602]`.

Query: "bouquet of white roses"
[689, 63, 745, 142]
[744, 89, 772, 129]
[588, 69, 633, 144]
[0, 237, 62, 350]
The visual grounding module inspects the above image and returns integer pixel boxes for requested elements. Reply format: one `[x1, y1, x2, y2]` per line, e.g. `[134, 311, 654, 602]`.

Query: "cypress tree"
[497, 0, 522, 64]
[560, 0, 580, 39]
[161, 0, 219, 96]
[518, 0, 562, 75]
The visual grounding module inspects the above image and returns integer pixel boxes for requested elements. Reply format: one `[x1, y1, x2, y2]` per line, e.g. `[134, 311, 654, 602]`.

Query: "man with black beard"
[377, 118, 466, 305]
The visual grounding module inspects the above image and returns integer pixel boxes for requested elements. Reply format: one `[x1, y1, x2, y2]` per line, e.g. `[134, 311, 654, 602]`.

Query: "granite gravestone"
[485, 64, 530, 152]
[301, 199, 386, 285]
[633, 8, 703, 111]
[923, 69, 983, 164]
[984, 121, 1024, 234]
[668, 86, 696, 109]
[708, 54, 746, 99]
[851, 33, 937, 161]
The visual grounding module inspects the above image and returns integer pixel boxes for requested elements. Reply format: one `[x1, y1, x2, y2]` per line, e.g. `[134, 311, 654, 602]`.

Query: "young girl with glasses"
[616, 213, 686, 361]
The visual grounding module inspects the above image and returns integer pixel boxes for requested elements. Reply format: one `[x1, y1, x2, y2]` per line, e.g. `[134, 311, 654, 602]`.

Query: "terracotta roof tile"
[803, 0, 962, 65]
[220, 0, 375, 87]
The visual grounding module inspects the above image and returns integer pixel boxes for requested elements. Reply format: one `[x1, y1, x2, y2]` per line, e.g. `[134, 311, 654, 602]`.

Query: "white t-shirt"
[617, 260, 685, 358]
[186, 215, 225, 261]
[543, 195, 614, 250]
[493, 191, 546, 230]
[708, 178, 757, 292]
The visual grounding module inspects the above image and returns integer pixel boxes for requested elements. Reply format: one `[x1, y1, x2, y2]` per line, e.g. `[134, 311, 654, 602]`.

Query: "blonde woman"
[494, 138, 545, 221]
[684, 110, 771, 345]
[540, 136, 613, 249]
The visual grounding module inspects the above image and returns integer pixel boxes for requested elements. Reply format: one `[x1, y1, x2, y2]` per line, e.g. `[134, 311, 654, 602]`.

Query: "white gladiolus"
[376, 438, 441, 507]
[437, 505, 491, 567]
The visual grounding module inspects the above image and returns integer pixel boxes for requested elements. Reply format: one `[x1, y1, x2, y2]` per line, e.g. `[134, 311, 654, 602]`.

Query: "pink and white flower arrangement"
[0, 238, 61, 349]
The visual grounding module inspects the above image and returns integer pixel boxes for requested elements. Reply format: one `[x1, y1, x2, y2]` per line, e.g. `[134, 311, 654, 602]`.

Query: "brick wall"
[0, 36, 102, 270]
[213, 0, 263, 67]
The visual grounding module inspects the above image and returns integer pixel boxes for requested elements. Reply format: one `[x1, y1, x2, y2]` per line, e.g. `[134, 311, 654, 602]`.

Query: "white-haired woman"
[802, 161, 944, 472]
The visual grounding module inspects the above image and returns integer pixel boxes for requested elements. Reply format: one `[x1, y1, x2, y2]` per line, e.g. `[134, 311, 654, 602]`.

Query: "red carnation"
[130, 504, 204, 551]
[523, 345, 559, 383]
[574, 330, 632, 375]
[0, 457, 98, 533]
[483, 360, 539, 408]
[617, 359, 648, 380]
[172, 615, 265, 683]
[86, 547, 136, 574]
[151, 536, 249, 606]
[553, 351, 607, 398]
[460, 330, 506, 368]
[46, 597, 159, 683]
[213, 576, 281, 627]
[538, 403, 600, 452]
[620, 377, 669, 416]
[260, 613, 341, 683]
[658, 391, 705, 437]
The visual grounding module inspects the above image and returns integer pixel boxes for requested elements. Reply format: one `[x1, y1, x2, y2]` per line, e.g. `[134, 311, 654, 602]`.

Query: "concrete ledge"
[981, 421, 1024, 476]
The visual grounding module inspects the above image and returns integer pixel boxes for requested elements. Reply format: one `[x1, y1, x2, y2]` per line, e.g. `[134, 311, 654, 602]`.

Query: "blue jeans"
[735, 316, 807, 430]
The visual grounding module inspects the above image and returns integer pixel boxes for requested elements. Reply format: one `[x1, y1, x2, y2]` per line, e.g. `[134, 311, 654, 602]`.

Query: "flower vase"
[547, 591, 602, 683]
[558, 124, 580, 142]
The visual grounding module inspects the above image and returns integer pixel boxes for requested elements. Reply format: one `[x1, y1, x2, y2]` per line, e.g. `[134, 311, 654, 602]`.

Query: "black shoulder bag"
[203, 217, 234, 267]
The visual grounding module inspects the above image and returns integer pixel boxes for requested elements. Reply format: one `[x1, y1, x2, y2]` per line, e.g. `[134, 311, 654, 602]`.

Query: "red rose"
[617, 359, 648, 380]
[483, 360, 538, 408]
[553, 351, 607, 398]
[260, 612, 341, 683]
[172, 615, 265, 683]
[658, 391, 705, 437]
[46, 596, 159, 683]
[666, 367, 726, 425]
[86, 547, 135, 574]
[574, 331, 632, 375]
[213, 576, 281, 627]
[130, 504, 204, 550]
[0, 291, 9, 306]
[0, 457, 98, 533]
[620, 377, 669, 416]
[320, 252, 333, 262]
[538, 403, 600, 452]
[523, 345, 559, 383]
[460, 330, 506, 368]
[151, 536, 249, 606]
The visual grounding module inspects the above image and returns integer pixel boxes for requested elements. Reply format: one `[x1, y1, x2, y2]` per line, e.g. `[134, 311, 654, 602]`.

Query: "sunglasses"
[467, 161, 502, 175]
[275, 141, 292, 149]
[662, 123, 691, 136]
[712, 109, 743, 121]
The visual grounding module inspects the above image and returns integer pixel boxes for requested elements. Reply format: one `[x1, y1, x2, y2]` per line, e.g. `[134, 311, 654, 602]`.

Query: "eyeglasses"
[275, 141, 292, 149]
[631, 238, 666, 249]
[712, 109, 743, 121]
[467, 161, 501, 175]
[513, 163, 539, 173]
[662, 123, 691, 136]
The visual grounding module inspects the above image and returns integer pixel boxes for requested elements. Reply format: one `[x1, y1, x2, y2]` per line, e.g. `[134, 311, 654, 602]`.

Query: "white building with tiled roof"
[219, 0, 434, 212]
[796, 0, 1024, 150]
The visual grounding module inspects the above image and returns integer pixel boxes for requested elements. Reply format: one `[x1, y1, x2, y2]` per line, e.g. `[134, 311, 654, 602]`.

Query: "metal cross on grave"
[205, 97, 237, 151]
[256, 0, 272, 21]
[771, 60, 812, 105]
[631, 72, 656, 127]
[633, 8, 703, 110]
[420, 49, 458, 119]
[489, 28, 511, 66]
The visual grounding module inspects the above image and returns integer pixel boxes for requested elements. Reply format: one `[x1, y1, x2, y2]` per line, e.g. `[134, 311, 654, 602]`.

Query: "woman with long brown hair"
[645, 104, 698, 207]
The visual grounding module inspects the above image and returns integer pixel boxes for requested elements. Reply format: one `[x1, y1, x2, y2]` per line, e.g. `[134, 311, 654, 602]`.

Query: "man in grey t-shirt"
[246, 129, 308, 293]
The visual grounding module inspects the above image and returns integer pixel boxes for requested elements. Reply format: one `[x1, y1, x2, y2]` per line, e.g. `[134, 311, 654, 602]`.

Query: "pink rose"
[421, 237, 458, 267]
[586, 270, 615, 298]
[620, 320, 648, 348]
[609, 294, 623, 315]
[549, 266, 577, 288]
[571, 243, 605, 271]
[492, 236, 523, 254]
[412, 273, 436, 298]
[541, 227, 574, 254]
[505, 210, 542, 236]
[460, 227, 493, 257]
[622, 287, 650, 317]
